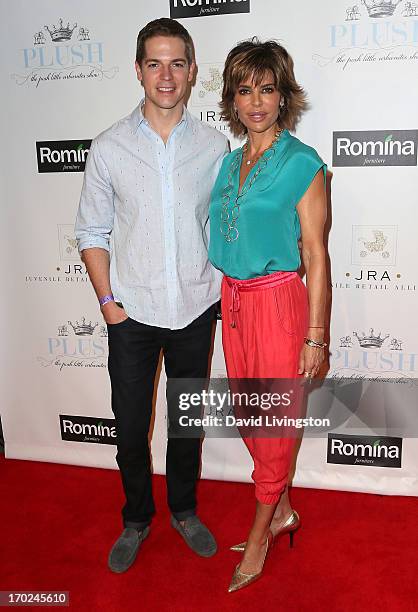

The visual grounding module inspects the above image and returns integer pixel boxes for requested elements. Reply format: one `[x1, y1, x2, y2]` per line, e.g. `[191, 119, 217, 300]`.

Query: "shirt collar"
[130, 99, 188, 134]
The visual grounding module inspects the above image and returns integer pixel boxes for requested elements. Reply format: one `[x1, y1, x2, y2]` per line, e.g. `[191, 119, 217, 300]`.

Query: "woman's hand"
[298, 342, 325, 379]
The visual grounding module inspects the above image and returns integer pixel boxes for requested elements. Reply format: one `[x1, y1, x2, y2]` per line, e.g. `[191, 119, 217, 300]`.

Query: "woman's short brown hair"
[220, 38, 307, 138]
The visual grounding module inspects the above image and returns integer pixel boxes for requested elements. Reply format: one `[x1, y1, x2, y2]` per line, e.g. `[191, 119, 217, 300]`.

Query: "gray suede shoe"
[108, 526, 150, 573]
[171, 515, 217, 557]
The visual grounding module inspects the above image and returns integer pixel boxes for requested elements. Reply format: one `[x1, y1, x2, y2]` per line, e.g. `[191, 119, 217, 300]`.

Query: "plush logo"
[12, 18, 118, 88]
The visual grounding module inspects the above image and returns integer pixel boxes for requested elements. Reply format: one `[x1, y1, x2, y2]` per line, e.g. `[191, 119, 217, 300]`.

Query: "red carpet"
[1, 455, 417, 611]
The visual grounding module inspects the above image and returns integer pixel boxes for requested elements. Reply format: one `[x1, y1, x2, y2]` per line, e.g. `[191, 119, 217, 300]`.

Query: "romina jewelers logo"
[327, 433, 402, 467]
[333, 130, 418, 166]
[60, 415, 116, 445]
[169, 0, 250, 19]
[36, 140, 91, 173]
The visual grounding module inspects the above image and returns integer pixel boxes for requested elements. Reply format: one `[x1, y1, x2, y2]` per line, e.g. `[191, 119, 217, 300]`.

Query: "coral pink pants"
[221, 271, 308, 505]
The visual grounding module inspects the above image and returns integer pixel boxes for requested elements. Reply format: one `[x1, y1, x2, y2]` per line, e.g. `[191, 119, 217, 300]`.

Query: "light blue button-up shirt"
[75, 102, 229, 329]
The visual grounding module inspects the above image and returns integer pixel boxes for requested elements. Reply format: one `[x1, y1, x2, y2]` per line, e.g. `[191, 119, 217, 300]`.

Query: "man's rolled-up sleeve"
[75, 137, 115, 253]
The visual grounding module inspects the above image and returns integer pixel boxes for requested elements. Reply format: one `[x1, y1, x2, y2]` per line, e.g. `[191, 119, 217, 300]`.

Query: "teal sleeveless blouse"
[208, 129, 326, 280]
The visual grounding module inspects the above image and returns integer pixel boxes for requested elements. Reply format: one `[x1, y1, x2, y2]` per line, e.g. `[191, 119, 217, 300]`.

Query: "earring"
[279, 98, 285, 111]
[232, 104, 239, 121]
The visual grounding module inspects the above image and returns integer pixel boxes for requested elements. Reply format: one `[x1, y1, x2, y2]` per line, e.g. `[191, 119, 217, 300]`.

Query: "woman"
[208, 39, 327, 592]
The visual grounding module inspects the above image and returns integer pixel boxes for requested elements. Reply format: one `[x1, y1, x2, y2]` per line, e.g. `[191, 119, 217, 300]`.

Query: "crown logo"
[44, 19, 78, 42]
[68, 317, 98, 336]
[361, 0, 403, 18]
[353, 329, 389, 348]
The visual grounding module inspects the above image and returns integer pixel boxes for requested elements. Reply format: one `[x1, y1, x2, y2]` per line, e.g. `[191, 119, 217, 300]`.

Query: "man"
[75, 18, 228, 573]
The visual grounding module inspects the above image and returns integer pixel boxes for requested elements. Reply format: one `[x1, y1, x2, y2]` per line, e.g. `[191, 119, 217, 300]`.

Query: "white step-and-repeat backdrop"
[1, 0, 417, 495]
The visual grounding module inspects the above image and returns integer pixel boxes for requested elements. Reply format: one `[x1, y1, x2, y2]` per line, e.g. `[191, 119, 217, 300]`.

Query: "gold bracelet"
[305, 338, 327, 349]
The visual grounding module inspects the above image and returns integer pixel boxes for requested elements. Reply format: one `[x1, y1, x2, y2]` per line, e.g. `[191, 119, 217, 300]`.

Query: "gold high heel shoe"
[230, 509, 300, 552]
[228, 531, 273, 593]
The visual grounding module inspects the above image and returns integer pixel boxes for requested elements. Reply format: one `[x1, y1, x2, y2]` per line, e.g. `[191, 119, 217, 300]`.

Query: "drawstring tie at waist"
[230, 284, 241, 328]
[224, 271, 298, 328]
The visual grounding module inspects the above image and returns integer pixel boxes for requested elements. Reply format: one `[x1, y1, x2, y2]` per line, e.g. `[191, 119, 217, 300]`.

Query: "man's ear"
[188, 60, 196, 83]
[135, 61, 143, 83]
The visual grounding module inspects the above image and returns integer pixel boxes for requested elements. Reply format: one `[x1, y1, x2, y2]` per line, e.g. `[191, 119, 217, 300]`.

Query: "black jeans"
[107, 305, 215, 529]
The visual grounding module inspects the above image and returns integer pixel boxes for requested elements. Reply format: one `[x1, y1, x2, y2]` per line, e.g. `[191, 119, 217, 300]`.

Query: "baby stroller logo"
[345, 5, 361, 19]
[58, 225, 79, 261]
[358, 230, 390, 260]
[191, 63, 224, 108]
[403, 2, 418, 15]
[190, 64, 229, 134]
[351, 226, 397, 266]
[198, 67, 223, 99]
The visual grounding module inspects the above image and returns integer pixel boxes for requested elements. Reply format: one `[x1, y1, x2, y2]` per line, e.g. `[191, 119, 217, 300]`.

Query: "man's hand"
[100, 301, 129, 325]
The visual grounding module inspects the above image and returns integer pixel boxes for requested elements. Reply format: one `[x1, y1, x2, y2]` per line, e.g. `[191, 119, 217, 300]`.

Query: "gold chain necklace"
[220, 129, 284, 243]
[242, 129, 283, 166]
